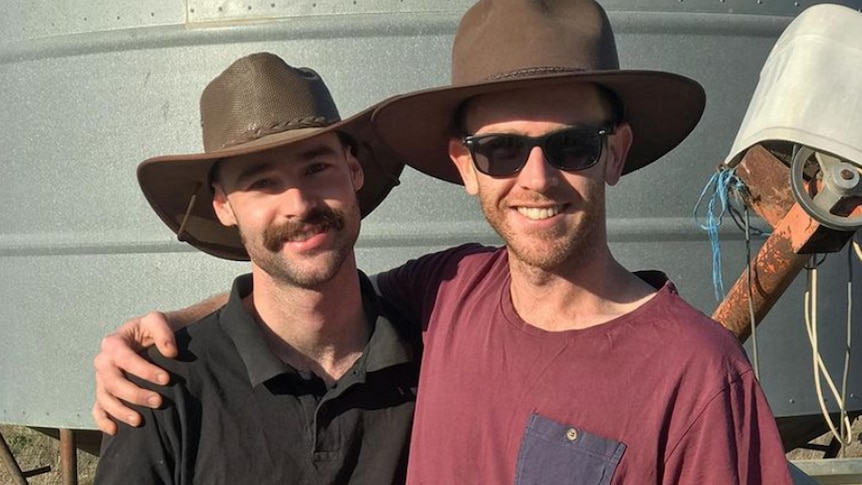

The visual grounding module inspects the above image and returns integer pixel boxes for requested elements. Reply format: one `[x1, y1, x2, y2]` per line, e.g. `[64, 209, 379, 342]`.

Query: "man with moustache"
[93, 1, 793, 483]
[93, 52, 415, 485]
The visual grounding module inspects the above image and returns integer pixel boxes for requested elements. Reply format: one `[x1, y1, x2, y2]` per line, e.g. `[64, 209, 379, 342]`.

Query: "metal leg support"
[0, 430, 30, 485]
[60, 429, 78, 485]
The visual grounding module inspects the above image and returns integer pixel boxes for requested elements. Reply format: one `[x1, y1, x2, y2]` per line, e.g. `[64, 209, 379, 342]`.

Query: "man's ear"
[346, 149, 365, 192]
[449, 137, 479, 195]
[604, 122, 633, 186]
[212, 184, 237, 227]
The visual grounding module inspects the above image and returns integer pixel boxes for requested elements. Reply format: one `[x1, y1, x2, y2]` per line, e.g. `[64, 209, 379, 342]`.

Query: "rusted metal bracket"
[0, 429, 53, 485]
[0, 430, 29, 485]
[711, 145, 857, 341]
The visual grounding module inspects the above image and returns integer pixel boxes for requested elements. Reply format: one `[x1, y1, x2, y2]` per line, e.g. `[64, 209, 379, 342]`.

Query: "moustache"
[262, 207, 346, 252]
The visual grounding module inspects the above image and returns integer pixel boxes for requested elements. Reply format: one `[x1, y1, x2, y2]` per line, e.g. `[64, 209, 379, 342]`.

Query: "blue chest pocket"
[514, 413, 626, 485]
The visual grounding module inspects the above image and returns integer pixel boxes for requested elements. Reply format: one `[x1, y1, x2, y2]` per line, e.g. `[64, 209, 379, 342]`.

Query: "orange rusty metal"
[713, 203, 817, 341]
[60, 429, 78, 485]
[732, 144, 797, 226]
[712, 146, 857, 341]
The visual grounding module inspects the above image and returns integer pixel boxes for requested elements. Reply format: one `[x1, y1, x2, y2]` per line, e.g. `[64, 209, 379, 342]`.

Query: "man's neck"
[508, 245, 657, 332]
[244, 263, 369, 385]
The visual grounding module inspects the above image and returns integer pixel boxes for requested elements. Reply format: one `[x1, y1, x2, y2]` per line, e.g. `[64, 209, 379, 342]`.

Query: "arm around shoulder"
[92, 292, 228, 434]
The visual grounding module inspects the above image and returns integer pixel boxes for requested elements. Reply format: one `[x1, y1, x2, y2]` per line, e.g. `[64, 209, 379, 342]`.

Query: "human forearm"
[163, 292, 229, 329]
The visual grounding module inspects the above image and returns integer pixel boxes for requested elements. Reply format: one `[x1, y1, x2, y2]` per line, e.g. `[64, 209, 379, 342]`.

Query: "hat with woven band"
[372, 0, 705, 184]
[138, 52, 403, 261]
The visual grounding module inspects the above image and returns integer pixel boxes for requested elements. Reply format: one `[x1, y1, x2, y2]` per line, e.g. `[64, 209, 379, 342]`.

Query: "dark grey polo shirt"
[95, 272, 419, 485]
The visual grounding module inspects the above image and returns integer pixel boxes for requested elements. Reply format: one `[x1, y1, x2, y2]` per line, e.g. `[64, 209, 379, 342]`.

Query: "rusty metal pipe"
[715, 145, 857, 341]
[60, 429, 77, 485]
[0, 431, 29, 485]
[712, 220, 809, 341]
[712, 196, 856, 341]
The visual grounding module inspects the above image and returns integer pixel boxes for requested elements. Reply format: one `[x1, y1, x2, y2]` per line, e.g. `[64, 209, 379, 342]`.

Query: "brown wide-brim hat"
[372, 0, 705, 184]
[138, 53, 403, 261]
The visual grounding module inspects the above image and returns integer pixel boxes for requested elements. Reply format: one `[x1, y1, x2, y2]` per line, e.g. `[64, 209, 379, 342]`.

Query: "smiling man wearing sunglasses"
[367, 0, 791, 482]
[91, 0, 793, 483]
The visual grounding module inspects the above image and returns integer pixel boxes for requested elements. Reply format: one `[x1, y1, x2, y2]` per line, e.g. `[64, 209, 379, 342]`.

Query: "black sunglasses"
[462, 125, 614, 177]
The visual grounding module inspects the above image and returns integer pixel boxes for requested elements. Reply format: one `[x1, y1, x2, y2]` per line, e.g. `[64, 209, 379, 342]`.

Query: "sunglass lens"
[473, 135, 528, 176]
[546, 129, 602, 171]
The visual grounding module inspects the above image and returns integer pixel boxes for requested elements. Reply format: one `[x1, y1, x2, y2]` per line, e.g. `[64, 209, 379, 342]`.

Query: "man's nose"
[277, 186, 318, 218]
[516, 146, 560, 191]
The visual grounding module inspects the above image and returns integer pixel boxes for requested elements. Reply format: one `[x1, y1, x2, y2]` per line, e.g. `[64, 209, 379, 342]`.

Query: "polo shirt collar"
[219, 274, 289, 387]
[357, 271, 414, 374]
[219, 272, 415, 388]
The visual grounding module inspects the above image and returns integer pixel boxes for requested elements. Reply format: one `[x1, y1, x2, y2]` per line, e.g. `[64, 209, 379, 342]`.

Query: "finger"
[118, 351, 170, 387]
[95, 354, 165, 408]
[92, 402, 118, 435]
[102, 370, 164, 408]
[96, 389, 144, 428]
[112, 316, 149, 352]
[98, 335, 170, 386]
[94, 357, 155, 417]
[94, 355, 156, 426]
[141, 312, 178, 359]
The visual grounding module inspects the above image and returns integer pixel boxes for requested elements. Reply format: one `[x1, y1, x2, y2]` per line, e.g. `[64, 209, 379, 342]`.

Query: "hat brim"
[371, 70, 705, 184]
[137, 106, 404, 261]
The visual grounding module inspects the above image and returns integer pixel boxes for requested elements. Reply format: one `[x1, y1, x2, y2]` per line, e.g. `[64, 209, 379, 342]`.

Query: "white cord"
[839, 244, 853, 457]
[745, 207, 760, 379]
[804, 261, 854, 447]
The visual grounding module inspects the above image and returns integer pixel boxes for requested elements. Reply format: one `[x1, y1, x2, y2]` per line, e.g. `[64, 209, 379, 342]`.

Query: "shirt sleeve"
[661, 370, 792, 485]
[376, 243, 491, 330]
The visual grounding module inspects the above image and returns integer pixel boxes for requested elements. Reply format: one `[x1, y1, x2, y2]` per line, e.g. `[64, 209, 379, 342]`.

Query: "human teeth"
[517, 206, 559, 220]
[287, 229, 317, 242]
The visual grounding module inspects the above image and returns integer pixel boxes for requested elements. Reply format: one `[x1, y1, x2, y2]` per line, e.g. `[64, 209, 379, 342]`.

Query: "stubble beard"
[480, 184, 605, 274]
[241, 204, 360, 289]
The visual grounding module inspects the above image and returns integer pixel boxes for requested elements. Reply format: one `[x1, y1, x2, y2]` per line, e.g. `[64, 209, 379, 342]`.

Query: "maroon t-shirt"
[378, 244, 791, 485]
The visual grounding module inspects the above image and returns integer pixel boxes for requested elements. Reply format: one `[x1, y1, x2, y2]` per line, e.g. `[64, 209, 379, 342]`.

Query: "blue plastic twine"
[693, 166, 746, 301]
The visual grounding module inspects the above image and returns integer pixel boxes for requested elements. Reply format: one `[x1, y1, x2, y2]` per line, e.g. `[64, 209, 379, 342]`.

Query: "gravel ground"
[0, 425, 98, 485]
[786, 419, 862, 461]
